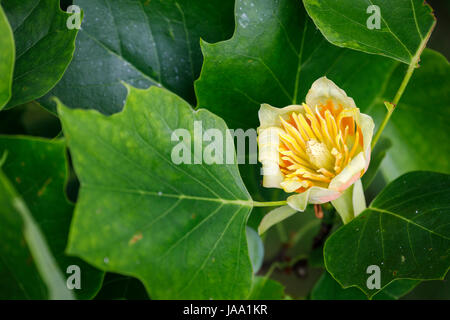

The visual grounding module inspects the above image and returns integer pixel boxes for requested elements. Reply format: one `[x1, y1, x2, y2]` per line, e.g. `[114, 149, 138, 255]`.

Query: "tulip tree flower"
[257, 77, 374, 234]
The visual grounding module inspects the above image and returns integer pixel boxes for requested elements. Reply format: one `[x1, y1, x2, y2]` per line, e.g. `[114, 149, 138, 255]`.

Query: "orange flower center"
[278, 100, 363, 193]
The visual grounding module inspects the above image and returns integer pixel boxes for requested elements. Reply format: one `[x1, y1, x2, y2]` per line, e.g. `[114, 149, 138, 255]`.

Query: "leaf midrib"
[83, 184, 253, 207]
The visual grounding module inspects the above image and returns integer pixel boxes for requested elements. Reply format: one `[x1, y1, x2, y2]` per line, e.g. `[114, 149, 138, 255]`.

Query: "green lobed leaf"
[303, 0, 436, 65]
[324, 171, 450, 298]
[195, 0, 397, 130]
[0, 5, 14, 109]
[0, 136, 105, 299]
[57, 85, 254, 299]
[2, 0, 79, 109]
[0, 164, 73, 299]
[39, 0, 235, 114]
[311, 272, 419, 300]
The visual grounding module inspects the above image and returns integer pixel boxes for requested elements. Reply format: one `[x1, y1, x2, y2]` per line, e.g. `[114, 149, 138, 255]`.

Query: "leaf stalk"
[252, 200, 288, 207]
